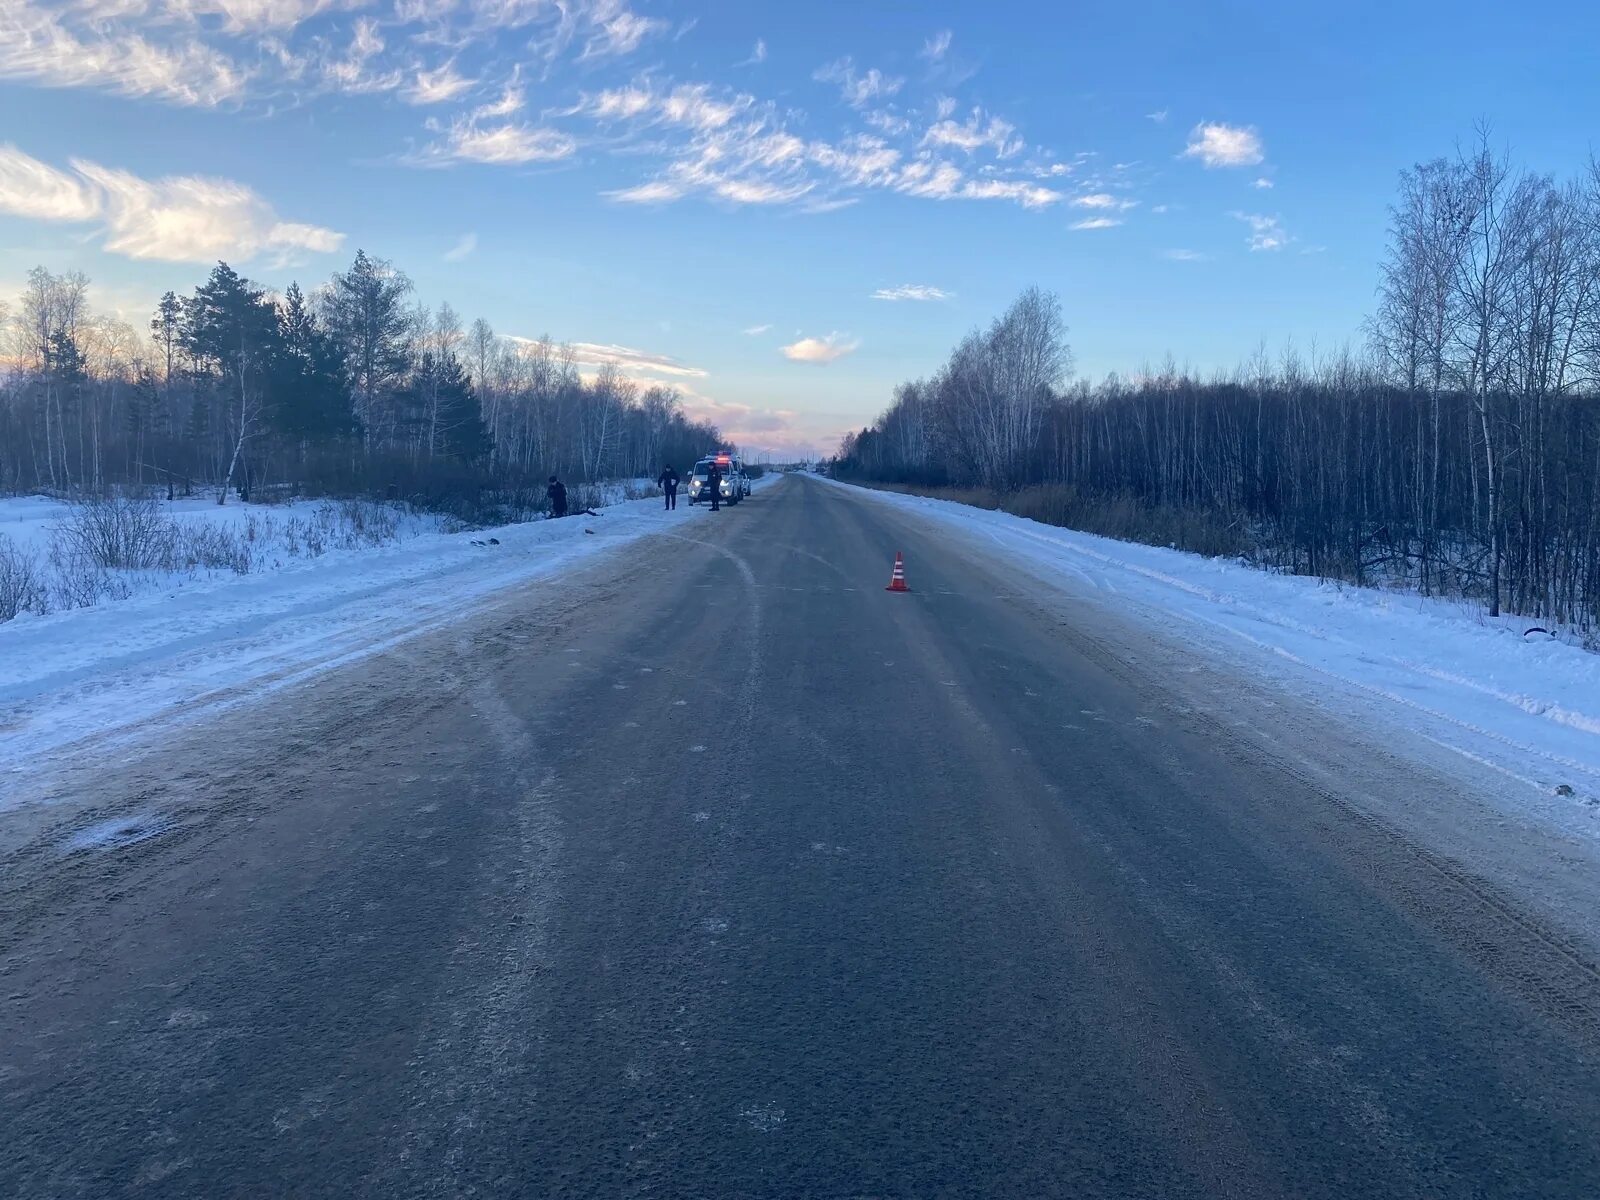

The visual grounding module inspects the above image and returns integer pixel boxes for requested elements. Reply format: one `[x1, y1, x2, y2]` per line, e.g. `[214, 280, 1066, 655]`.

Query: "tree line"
[836, 134, 1600, 636]
[0, 252, 724, 520]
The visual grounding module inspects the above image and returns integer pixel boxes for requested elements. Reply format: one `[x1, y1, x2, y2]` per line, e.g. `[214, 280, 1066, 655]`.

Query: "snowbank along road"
[3, 474, 1600, 1198]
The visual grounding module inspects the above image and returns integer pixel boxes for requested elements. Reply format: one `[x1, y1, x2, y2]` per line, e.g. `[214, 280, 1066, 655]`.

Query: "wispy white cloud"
[586, 81, 749, 131]
[1146, 109, 1169, 123]
[389, 47, 1057, 214]
[0, 143, 100, 222]
[568, 340, 708, 378]
[922, 108, 1022, 158]
[872, 284, 952, 302]
[1161, 248, 1209, 262]
[473, 79, 525, 119]
[782, 332, 859, 364]
[587, 83, 656, 121]
[605, 128, 813, 206]
[958, 178, 1061, 208]
[608, 179, 687, 204]
[581, 6, 668, 60]
[814, 57, 903, 108]
[0, 144, 343, 263]
[739, 38, 767, 66]
[1, 2, 1075, 227]
[416, 119, 577, 167]
[742, 323, 772, 335]
[713, 176, 811, 205]
[406, 60, 476, 105]
[0, 0, 669, 112]
[807, 135, 902, 188]
[163, 0, 349, 34]
[162, 0, 344, 32]
[659, 83, 748, 131]
[1071, 216, 1123, 230]
[1231, 211, 1289, 251]
[1251, 176, 1274, 189]
[443, 232, 477, 262]
[863, 109, 912, 136]
[1183, 122, 1264, 168]
[1071, 192, 1136, 211]
[320, 17, 401, 95]
[0, 2, 246, 106]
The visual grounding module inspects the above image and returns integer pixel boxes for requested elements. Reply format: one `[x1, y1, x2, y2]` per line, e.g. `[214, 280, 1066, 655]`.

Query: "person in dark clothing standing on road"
[547, 475, 568, 519]
[706, 461, 722, 511]
[657, 465, 679, 510]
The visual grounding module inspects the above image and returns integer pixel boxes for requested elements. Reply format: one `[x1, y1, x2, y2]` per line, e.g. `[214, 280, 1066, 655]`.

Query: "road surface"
[4, 475, 1599, 1198]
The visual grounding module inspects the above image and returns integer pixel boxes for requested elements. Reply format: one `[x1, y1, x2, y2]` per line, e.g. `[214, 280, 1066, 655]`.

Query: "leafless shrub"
[50, 556, 131, 610]
[302, 518, 328, 557]
[0, 534, 47, 621]
[51, 494, 175, 571]
[172, 524, 254, 574]
[336, 499, 400, 546]
[565, 484, 604, 513]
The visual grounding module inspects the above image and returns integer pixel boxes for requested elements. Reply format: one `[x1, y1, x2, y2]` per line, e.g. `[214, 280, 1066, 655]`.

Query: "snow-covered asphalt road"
[3, 474, 1599, 1197]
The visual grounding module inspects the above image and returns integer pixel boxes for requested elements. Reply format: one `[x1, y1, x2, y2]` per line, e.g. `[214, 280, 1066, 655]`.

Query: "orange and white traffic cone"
[885, 551, 910, 592]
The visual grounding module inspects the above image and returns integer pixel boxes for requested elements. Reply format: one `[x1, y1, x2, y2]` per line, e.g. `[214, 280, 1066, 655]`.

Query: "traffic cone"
[885, 551, 910, 592]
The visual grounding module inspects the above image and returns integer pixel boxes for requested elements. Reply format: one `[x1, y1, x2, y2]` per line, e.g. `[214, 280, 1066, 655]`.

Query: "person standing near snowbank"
[547, 476, 568, 519]
[658, 466, 679, 510]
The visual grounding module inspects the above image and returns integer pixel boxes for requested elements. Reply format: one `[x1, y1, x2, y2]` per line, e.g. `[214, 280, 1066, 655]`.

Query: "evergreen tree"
[274, 282, 355, 442]
[151, 291, 182, 389]
[322, 249, 413, 440]
[407, 351, 493, 463]
[180, 263, 281, 500]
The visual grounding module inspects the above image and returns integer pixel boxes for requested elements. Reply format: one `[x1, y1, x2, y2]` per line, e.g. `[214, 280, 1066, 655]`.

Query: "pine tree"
[406, 352, 493, 463]
[180, 263, 281, 501]
[275, 282, 355, 443]
[322, 250, 413, 444]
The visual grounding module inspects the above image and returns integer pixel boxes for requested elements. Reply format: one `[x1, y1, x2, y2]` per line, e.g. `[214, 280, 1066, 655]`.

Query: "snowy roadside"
[0, 479, 774, 803]
[823, 477, 1600, 838]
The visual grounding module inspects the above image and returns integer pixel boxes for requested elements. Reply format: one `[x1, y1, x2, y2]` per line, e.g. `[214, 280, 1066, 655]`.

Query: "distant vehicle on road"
[688, 453, 749, 505]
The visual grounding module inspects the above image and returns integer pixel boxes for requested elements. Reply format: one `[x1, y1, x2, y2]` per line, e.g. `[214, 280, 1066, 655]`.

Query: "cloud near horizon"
[782, 333, 860, 364]
[500, 335, 710, 383]
[569, 340, 710, 378]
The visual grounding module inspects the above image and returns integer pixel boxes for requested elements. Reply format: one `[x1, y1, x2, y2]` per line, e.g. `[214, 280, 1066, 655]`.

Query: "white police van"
[687, 454, 750, 505]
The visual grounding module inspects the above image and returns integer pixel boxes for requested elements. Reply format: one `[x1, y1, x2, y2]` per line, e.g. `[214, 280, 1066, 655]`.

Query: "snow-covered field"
[825, 478, 1600, 838]
[0, 479, 750, 802]
[0, 493, 434, 558]
[0, 493, 452, 620]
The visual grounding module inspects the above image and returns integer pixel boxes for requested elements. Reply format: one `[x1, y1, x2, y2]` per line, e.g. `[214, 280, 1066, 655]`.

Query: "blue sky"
[2, 0, 1596, 456]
